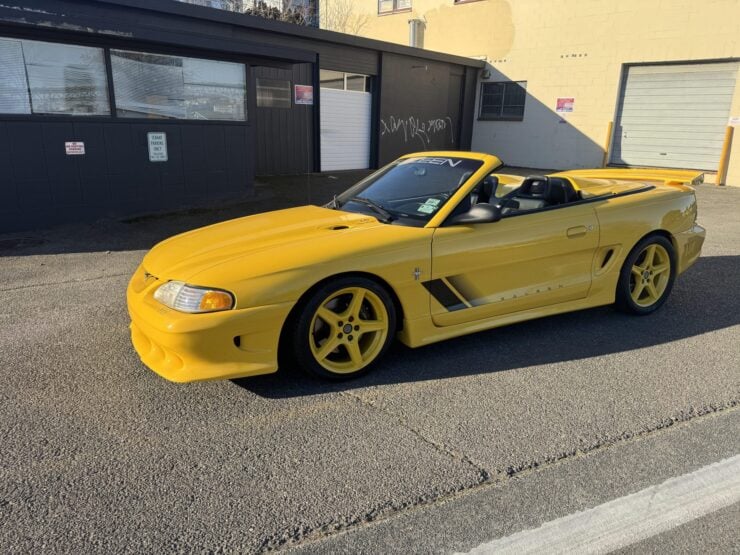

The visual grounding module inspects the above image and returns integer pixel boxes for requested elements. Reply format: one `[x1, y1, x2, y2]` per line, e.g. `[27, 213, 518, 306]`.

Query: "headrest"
[518, 176, 578, 205]
[518, 176, 549, 198]
[482, 175, 499, 197]
[546, 178, 578, 205]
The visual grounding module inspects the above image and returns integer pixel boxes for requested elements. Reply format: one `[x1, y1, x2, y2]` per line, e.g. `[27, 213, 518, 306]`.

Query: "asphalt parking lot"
[1, 178, 739, 553]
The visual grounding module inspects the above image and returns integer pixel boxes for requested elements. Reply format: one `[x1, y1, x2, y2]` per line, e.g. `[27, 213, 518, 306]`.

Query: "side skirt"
[397, 293, 615, 349]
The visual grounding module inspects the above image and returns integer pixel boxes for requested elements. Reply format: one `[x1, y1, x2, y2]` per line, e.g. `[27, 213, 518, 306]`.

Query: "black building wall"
[254, 63, 315, 176]
[0, 118, 252, 232]
[378, 53, 469, 165]
[0, 0, 483, 232]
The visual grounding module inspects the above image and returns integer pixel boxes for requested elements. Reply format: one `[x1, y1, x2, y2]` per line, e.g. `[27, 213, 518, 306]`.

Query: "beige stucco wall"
[322, 0, 740, 185]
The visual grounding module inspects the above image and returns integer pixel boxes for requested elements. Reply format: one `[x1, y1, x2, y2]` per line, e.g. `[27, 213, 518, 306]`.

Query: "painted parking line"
[459, 454, 740, 555]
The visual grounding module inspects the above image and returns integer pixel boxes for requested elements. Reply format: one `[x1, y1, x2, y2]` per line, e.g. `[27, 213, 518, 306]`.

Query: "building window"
[479, 81, 527, 121]
[319, 69, 344, 90]
[256, 78, 291, 108]
[320, 69, 371, 92]
[0, 39, 30, 115]
[346, 73, 370, 92]
[111, 49, 246, 121]
[378, 0, 411, 14]
[0, 37, 110, 116]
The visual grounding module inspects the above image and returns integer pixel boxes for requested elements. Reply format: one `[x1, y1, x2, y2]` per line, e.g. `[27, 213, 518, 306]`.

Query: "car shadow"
[234, 255, 740, 398]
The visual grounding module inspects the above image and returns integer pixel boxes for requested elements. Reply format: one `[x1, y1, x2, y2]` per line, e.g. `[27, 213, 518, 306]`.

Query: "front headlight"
[153, 281, 234, 313]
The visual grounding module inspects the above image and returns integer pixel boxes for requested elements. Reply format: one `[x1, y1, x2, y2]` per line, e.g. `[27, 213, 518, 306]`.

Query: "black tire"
[291, 276, 397, 380]
[615, 234, 677, 315]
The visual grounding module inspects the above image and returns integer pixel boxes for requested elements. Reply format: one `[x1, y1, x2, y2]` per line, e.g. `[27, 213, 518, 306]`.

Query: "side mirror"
[446, 203, 502, 225]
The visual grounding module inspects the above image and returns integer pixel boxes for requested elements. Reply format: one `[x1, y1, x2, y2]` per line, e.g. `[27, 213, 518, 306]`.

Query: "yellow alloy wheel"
[308, 286, 389, 374]
[629, 243, 671, 307]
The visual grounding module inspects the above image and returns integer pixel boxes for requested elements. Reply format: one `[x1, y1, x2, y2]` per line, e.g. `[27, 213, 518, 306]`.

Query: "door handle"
[567, 225, 588, 238]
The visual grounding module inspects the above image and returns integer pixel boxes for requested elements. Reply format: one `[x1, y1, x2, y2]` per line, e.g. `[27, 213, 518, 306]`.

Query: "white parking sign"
[147, 132, 168, 162]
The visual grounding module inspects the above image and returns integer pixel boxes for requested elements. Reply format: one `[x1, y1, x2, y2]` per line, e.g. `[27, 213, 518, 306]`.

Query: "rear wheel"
[615, 235, 676, 315]
[292, 277, 396, 379]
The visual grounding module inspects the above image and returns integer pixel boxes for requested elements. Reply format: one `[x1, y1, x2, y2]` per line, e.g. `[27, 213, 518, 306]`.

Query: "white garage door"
[611, 62, 738, 170]
[320, 87, 371, 171]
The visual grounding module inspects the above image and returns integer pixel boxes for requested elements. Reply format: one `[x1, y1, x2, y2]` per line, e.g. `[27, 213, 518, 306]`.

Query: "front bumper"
[127, 268, 293, 382]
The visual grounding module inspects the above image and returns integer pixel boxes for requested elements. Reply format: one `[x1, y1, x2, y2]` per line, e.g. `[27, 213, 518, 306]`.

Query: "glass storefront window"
[111, 49, 247, 121]
[0, 38, 31, 114]
[0, 38, 248, 122]
[0, 37, 109, 116]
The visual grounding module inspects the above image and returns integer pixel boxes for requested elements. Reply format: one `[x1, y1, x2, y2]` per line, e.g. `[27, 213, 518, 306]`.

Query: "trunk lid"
[556, 168, 705, 187]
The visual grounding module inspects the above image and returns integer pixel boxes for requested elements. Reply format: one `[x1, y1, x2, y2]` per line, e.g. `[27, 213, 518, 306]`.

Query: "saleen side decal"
[446, 274, 485, 307]
[425, 275, 552, 311]
[421, 279, 469, 312]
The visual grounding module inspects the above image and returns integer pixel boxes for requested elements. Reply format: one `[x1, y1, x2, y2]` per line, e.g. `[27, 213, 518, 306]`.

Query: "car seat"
[499, 176, 579, 215]
[512, 176, 549, 211]
[545, 177, 579, 205]
[471, 175, 499, 205]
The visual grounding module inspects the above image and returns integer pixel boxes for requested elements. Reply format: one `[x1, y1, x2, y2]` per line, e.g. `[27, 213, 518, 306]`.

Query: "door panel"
[429, 204, 599, 327]
[254, 64, 314, 176]
[320, 88, 371, 171]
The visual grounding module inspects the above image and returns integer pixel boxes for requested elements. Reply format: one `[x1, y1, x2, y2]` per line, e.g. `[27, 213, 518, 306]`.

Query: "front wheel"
[615, 235, 676, 315]
[291, 277, 396, 379]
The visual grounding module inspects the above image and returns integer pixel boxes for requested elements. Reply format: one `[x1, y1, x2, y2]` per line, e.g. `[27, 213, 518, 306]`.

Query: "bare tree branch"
[176, 0, 316, 26]
[321, 0, 371, 35]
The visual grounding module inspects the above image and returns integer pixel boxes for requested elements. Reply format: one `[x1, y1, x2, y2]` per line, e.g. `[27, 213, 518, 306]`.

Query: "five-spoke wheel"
[616, 235, 676, 314]
[629, 243, 671, 307]
[291, 277, 396, 379]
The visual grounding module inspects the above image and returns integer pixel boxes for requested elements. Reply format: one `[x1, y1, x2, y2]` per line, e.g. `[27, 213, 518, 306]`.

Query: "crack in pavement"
[340, 390, 492, 482]
[252, 389, 491, 553]
[498, 399, 739, 478]
[0, 273, 130, 293]
[259, 397, 740, 553]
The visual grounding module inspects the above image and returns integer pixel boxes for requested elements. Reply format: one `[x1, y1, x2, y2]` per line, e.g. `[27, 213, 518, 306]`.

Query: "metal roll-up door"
[611, 62, 738, 170]
[320, 87, 371, 171]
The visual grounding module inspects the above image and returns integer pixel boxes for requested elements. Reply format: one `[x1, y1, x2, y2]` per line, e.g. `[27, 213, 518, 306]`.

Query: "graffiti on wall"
[380, 115, 455, 148]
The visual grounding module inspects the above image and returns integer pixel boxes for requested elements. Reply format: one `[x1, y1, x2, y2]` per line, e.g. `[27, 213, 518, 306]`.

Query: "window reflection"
[0, 37, 109, 116]
[111, 50, 247, 121]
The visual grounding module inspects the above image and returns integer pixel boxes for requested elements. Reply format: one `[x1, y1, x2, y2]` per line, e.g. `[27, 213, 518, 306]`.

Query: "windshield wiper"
[346, 196, 395, 223]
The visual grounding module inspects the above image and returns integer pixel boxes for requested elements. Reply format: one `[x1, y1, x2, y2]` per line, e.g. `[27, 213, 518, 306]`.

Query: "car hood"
[141, 205, 388, 282]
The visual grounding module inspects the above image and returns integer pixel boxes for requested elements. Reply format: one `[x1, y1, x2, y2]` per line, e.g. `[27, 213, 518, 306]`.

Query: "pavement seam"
[269, 399, 740, 553]
[340, 390, 492, 481]
[498, 399, 740, 478]
[0, 273, 129, 292]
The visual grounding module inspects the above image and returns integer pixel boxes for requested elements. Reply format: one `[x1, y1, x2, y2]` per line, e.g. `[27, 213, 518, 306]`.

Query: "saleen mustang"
[127, 151, 706, 382]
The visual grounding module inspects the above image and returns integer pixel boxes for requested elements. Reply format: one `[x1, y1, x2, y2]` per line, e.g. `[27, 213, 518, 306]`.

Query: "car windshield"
[334, 156, 484, 226]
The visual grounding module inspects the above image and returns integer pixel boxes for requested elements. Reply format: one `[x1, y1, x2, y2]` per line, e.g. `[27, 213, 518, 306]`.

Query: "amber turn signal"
[199, 291, 234, 312]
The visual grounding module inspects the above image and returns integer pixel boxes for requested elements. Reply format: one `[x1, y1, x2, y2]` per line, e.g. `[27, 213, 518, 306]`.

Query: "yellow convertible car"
[127, 152, 705, 382]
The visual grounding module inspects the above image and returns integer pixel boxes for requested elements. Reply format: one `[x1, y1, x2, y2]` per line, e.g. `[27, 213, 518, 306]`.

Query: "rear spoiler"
[555, 168, 705, 187]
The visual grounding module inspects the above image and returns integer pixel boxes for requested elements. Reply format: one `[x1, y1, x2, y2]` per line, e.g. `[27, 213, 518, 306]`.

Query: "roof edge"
[94, 0, 486, 68]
